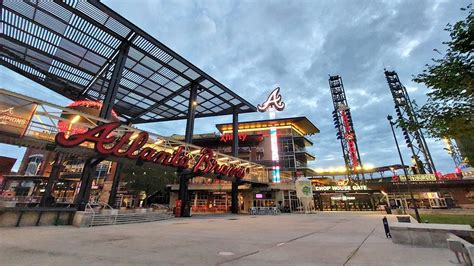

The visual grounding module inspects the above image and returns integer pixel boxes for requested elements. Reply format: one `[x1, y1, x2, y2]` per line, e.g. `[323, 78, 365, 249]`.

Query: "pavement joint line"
[343, 224, 378, 266]
[217, 219, 347, 265]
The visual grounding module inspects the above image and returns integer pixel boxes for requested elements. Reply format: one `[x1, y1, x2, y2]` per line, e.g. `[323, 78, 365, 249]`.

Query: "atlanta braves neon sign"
[257, 87, 285, 112]
[55, 122, 246, 179]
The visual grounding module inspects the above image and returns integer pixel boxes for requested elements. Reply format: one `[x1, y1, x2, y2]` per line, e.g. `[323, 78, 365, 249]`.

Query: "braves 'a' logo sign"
[257, 87, 285, 112]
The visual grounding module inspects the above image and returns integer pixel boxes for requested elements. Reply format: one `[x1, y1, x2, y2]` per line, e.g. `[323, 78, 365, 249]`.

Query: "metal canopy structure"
[0, 0, 257, 124]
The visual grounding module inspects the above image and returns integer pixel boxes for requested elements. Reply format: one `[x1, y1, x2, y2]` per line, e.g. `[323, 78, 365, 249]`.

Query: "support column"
[108, 162, 123, 207]
[231, 107, 239, 214]
[40, 153, 65, 207]
[179, 83, 198, 217]
[88, 41, 129, 210]
[99, 42, 130, 120]
[75, 158, 103, 211]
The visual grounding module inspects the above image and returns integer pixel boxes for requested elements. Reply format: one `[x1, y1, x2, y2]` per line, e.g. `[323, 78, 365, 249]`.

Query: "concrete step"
[89, 212, 173, 227]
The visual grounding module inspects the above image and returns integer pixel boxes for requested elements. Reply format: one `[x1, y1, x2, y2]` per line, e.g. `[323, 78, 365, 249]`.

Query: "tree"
[413, 5, 474, 163]
[122, 163, 178, 206]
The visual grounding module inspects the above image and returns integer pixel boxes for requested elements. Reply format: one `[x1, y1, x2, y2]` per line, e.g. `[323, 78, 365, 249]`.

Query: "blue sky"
[0, 0, 470, 173]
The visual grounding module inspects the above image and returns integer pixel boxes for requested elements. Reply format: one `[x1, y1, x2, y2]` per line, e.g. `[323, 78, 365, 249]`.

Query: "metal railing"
[86, 201, 117, 226]
[0, 196, 41, 204]
[0, 88, 268, 184]
[85, 201, 173, 227]
[249, 207, 280, 215]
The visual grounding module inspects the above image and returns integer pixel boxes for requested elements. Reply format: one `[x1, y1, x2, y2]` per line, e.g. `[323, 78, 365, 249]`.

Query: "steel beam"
[99, 41, 130, 120]
[131, 77, 204, 123]
[40, 153, 65, 207]
[179, 83, 198, 217]
[231, 107, 239, 214]
[75, 158, 103, 211]
[108, 162, 123, 207]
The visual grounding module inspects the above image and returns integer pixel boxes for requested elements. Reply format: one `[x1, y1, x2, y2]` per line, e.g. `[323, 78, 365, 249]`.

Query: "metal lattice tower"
[443, 138, 463, 167]
[384, 69, 436, 174]
[329, 75, 365, 182]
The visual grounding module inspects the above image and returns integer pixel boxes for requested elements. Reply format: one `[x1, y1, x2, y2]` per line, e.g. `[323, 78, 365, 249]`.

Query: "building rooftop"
[216, 117, 320, 136]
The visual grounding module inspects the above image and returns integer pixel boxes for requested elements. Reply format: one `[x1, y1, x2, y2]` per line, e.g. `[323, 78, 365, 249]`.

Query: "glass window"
[25, 155, 44, 176]
[95, 161, 111, 179]
[279, 138, 293, 153]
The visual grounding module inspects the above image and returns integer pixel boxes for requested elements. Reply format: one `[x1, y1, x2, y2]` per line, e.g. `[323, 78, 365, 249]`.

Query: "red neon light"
[66, 100, 118, 118]
[340, 110, 359, 169]
[58, 100, 119, 135]
[220, 133, 247, 142]
[55, 122, 246, 179]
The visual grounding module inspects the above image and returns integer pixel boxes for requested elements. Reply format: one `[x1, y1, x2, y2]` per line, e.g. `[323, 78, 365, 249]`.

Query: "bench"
[389, 222, 473, 248]
[447, 233, 473, 265]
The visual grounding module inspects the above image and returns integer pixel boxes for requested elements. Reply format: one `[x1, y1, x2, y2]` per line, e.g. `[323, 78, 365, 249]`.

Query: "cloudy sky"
[0, 0, 470, 173]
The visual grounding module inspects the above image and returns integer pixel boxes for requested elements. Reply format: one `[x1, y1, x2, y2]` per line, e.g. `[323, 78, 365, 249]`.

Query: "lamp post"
[390, 166, 406, 214]
[387, 115, 421, 223]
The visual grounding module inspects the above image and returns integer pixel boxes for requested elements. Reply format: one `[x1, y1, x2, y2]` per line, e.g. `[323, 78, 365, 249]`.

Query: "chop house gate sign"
[55, 122, 246, 179]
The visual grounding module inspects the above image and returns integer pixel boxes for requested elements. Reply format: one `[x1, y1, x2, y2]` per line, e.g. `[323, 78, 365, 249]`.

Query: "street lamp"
[387, 115, 421, 223]
[390, 166, 406, 214]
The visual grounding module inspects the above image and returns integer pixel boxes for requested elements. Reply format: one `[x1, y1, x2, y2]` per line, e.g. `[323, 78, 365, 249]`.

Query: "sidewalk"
[0, 213, 457, 265]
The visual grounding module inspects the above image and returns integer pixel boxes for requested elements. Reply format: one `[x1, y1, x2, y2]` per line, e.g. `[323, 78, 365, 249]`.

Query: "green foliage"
[413, 5, 474, 163]
[415, 214, 474, 227]
[122, 163, 178, 200]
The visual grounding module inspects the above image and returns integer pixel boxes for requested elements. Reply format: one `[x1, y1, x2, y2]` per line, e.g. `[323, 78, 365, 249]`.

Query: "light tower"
[384, 69, 436, 175]
[443, 138, 463, 167]
[328, 75, 365, 182]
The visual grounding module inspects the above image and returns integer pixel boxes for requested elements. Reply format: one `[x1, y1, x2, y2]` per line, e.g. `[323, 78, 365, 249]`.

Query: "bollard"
[383, 216, 391, 238]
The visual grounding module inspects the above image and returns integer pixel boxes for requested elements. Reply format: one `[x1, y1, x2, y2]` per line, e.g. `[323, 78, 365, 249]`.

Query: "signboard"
[0, 94, 37, 137]
[220, 133, 247, 143]
[55, 122, 247, 179]
[295, 177, 313, 198]
[257, 87, 285, 112]
[331, 195, 355, 201]
[398, 174, 436, 182]
[313, 185, 368, 191]
[295, 177, 315, 212]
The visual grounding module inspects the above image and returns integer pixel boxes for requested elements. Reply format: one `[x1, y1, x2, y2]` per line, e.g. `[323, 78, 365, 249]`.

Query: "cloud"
[1, 0, 469, 174]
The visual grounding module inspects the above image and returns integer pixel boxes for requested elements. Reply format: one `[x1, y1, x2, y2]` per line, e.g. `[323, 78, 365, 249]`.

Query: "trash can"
[382, 217, 391, 238]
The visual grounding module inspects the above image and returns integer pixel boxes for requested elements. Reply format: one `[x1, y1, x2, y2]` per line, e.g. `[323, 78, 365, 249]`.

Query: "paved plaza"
[0, 212, 456, 265]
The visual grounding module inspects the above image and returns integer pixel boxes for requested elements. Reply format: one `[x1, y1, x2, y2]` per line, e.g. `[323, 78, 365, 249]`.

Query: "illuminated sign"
[257, 87, 285, 112]
[340, 109, 359, 170]
[55, 122, 246, 179]
[0, 94, 37, 137]
[336, 179, 349, 186]
[270, 127, 280, 183]
[331, 196, 355, 201]
[255, 193, 263, 199]
[220, 133, 247, 143]
[313, 185, 368, 191]
[58, 100, 119, 136]
[398, 174, 436, 182]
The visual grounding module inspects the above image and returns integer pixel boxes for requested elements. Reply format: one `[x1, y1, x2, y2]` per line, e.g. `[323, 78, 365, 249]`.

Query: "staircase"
[89, 211, 174, 227]
[85, 202, 174, 227]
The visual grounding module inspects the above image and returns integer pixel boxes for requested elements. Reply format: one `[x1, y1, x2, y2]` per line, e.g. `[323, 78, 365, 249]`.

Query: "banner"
[399, 174, 436, 182]
[0, 94, 37, 137]
[295, 177, 313, 198]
